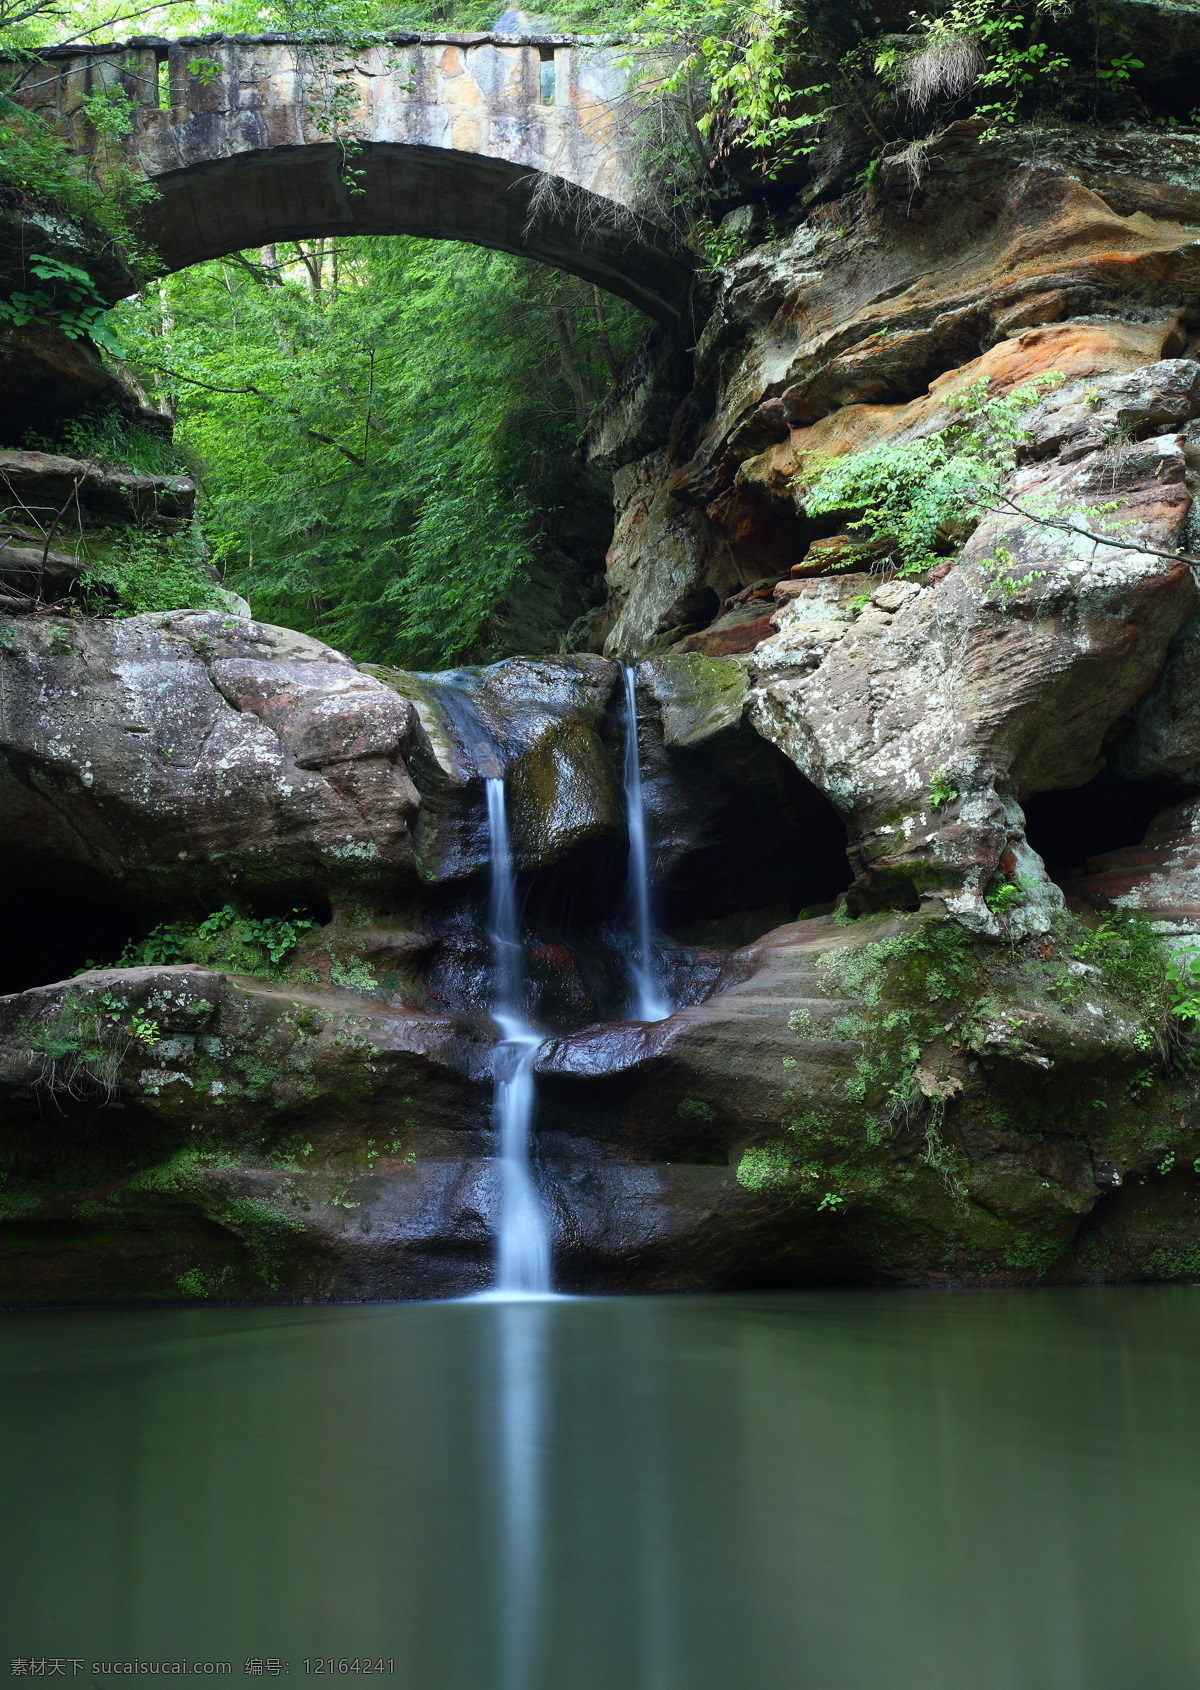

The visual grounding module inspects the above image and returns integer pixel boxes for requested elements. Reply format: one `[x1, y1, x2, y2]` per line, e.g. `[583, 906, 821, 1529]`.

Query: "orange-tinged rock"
[739, 317, 1184, 502]
[674, 611, 777, 656]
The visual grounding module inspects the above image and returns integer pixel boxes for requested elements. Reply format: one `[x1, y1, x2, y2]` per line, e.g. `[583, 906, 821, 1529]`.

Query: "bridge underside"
[139, 142, 695, 323]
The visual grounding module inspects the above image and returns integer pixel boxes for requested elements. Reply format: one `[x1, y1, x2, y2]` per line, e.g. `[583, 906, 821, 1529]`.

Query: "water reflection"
[3, 1290, 1200, 1687]
[495, 1300, 547, 1690]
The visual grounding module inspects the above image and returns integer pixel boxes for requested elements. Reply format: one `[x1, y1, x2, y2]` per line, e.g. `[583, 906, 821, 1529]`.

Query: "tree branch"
[306, 429, 365, 467]
[144, 363, 266, 397]
[988, 491, 1200, 570]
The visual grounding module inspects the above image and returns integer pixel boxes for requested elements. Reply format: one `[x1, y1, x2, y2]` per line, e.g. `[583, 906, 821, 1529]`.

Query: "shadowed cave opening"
[0, 858, 334, 997]
[0, 859, 154, 997]
[420, 737, 853, 1034]
[1022, 771, 1182, 883]
[649, 737, 852, 949]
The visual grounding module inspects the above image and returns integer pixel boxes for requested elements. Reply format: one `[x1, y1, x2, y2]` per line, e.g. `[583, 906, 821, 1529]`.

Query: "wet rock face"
[631, 655, 851, 942]
[586, 132, 1200, 933]
[0, 967, 497, 1302]
[3, 907, 1196, 1300]
[0, 611, 421, 907]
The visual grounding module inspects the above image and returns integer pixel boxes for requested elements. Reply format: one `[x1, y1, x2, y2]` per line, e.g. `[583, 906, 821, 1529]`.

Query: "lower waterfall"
[621, 664, 674, 1023]
[485, 774, 553, 1295]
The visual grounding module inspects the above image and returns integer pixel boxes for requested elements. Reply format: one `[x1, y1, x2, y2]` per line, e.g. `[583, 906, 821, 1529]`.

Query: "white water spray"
[485, 776, 552, 1294]
[621, 665, 673, 1023]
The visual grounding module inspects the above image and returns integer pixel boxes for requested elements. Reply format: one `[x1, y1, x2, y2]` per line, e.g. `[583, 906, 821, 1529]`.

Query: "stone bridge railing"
[6, 33, 695, 321]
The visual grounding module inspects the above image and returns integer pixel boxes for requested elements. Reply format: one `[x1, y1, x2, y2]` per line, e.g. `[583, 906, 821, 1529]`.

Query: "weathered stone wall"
[5, 32, 694, 319]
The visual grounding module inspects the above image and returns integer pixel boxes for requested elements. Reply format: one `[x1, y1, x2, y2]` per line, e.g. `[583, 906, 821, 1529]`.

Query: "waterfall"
[485, 775, 552, 1295]
[621, 665, 673, 1023]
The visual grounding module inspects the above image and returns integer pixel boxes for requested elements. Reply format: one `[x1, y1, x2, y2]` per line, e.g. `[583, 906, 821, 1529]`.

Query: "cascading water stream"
[621, 664, 674, 1023]
[485, 774, 552, 1295]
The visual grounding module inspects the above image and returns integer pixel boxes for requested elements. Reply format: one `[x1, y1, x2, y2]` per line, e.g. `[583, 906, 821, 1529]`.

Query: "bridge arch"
[10, 33, 696, 321]
[143, 141, 692, 319]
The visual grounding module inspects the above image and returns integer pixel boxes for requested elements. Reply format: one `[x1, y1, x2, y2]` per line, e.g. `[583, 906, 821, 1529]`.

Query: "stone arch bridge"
[9, 31, 695, 320]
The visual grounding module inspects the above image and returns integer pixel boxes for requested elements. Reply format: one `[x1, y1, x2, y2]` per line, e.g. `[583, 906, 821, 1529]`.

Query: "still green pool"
[2, 1287, 1199, 1687]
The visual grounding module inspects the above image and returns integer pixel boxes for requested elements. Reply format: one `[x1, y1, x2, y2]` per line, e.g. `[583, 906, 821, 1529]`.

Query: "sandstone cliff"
[8, 105, 1200, 1298]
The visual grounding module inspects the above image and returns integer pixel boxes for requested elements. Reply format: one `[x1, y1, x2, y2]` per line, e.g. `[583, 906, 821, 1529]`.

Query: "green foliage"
[978, 544, 1043, 604]
[0, 57, 157, 263]
[114, 238, 640, 668]
[218, 1195, 307, 1289]
[628, 0, 1168, 197]
[1165, 949, 1200, 1026]
[676, 1096, 716, 1120]
[117, 905, 317, 977]
[692, 211, 750, 269]
[41, 407, 188, 477]
[927, 767, 959, 811]
[76, 525, 222, 617]
[329, 956, 379, 993]
[875, 0, 1072, 137]
[1003, 1232, 1063, 1273]
[1069, 914, 1178, 1026]
[0, 252, 123, 354]
[23, 986, 157, 1103]
[984, 878, 1024, 915]
[176, 1266, 235, 1298]
[797, 376, 1061, 578]
[735, 1140, 793, 1191]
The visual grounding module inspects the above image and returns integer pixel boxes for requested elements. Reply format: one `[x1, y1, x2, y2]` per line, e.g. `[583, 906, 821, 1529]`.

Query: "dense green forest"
[1, 0, 659, 667]
[5, 0, 1193, 664]
[111, 240, 642, 666]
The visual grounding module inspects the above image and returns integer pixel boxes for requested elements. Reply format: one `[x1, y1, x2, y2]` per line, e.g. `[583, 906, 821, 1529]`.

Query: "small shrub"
[117, 906, 317, 978]
[796, 376, 1062, 577]
[77, 526, 222, 618]
[928, 768, 959, 811]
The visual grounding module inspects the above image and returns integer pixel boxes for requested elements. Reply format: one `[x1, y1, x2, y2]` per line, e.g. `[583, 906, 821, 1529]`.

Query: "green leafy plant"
[76, 526, 222, 618]
[24, 987, 158, 1105]
[97, 989, 160, 1047]
[329, 957, 379, 992]
[186, 57, 222, 85]
[118, 905, 318, 978]
[1166, 951, 1200, 1026]
[43, 409, 189, 478]
[928, 768, 959, 811]
[797, 375, 1062, 578]
[984, 879, 1024, 915]
[0, 57, 157, 265]
[0, 253, 123, 356]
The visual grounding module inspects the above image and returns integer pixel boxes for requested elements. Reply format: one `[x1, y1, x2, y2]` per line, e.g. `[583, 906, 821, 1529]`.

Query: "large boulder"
[375, 656, 622, 885]
[748, 418, 1196, 931]
[0, 965, 494, 1301]
[0, 610, 421, 907]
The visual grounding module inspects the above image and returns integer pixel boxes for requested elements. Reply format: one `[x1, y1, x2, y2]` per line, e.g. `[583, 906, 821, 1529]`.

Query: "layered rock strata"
[9, 120, 1200, 1297]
